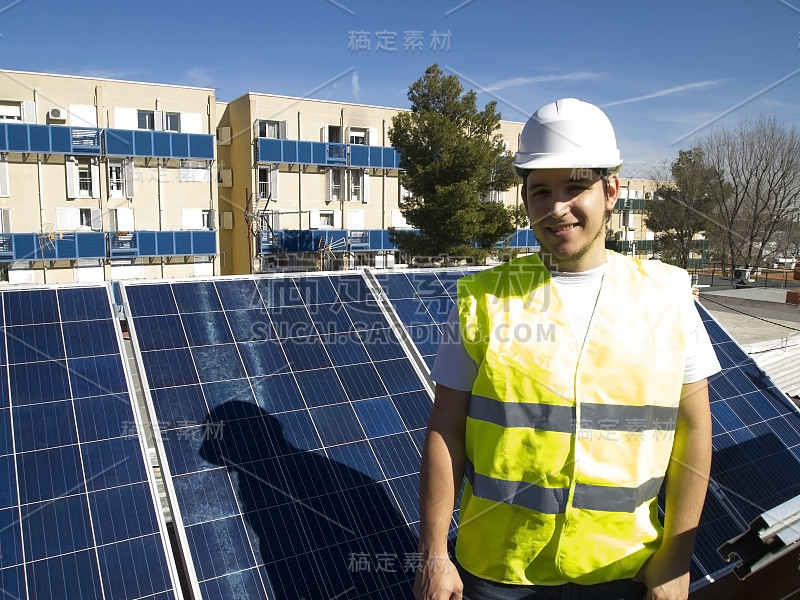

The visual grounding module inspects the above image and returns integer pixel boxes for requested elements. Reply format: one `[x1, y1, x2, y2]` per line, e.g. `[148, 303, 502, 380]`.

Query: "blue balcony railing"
[257, 138, 401, 170]
[108, 231, 216, 257]
[104, 129, 215, 159]
[0, 231, 216, 262]
[0, 124, 102, 155]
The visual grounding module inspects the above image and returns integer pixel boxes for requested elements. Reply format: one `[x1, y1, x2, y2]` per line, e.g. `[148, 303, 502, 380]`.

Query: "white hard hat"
[513, 98, 622, 177]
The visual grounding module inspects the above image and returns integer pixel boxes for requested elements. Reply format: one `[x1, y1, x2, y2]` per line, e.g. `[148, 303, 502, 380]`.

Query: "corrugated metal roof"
[748, 334, 800, 399]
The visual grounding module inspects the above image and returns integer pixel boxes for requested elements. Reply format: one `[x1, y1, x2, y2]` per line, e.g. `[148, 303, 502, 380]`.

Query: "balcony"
[108, 231, 217, 257]
[256, 138, 401, 170]
[2, 232, 106, 261]
[104, 129, 215, 159]
[0, 124, 102, 155]
[0, 231, 216, 262]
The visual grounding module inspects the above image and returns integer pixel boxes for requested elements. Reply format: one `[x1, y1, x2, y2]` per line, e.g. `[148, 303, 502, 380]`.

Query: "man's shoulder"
[609, 251, 690, 287]
[458, 255, 549, 298]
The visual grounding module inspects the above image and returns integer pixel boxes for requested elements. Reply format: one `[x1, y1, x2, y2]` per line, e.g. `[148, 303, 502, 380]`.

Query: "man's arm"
[414, 383, 471, 600]
[637, 379, 712, 600]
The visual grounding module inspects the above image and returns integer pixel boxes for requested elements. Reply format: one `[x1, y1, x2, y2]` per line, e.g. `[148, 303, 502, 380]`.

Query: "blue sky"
[2, 0, 800, 174]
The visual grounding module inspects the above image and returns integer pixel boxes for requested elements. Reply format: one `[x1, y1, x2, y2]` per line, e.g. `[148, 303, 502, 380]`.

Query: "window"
[111, 208, 135, 232]
[0, 102, 21, 121]
[349, 128, 367, 145]
[309, 210, 340, 229]
[108, 162, 124, 198]
[66, 157, 100, 199]
[481, 190, 505, 203]
[258, 120, 286, 139]
[258, 166, 279, 201]
[349, 169, 369, 203]
[108, 159, 134, 199]
[323, 125, 343, 143]
[181, 208, 215, 230]
[56, 207, 102, 231]
[164, 112, 180, 132]
[138, 110, 155, 130]
[326, 168, 343, 202]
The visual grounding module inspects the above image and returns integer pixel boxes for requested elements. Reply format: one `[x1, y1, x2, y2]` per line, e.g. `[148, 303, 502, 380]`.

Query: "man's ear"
[605, 174, 620, 210]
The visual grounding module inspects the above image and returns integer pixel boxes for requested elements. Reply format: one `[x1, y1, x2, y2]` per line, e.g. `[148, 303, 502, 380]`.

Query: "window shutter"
[325, 169, 333, 202]
[0, 208, 11, 234]
[181, 208, 203, 230]
[153, 110, 164, 131]
[21, 101, 37, 124]
[309, 210, 320, 229]
[347, 209, 364, 230]
[180, 112, 203, 134]
[362, 171, 370, 203]
[113, 108, 138, 130]
[206, 210, 216, 230]
[69, 104, 97, 128]
[0, 157, 9, 197]
[333, 211, 342, 229]
[368, 127, 378, 146]
[114, 207, 135, 231]
[279, 121, 288, 140]
[66, 158, 78, 199]
[90, 209, 102, 231]
[124, 158, 135, 198]
[320, 126, 328, 142]
[90, 159, 101, 199]
[57, 207, 80, 230]
[271, 166, 279, 201]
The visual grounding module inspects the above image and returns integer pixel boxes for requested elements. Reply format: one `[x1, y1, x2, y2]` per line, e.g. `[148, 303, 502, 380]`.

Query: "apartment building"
[0, 69, 219, 284]
[217, 92, 529, 274]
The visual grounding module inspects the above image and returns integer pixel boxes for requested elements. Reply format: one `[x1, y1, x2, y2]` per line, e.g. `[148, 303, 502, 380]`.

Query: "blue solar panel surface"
[691, 302, 800, 584]
[122, 274, 432, 599]
[373, 269, 481, 369]
[0, 285, 180, 600]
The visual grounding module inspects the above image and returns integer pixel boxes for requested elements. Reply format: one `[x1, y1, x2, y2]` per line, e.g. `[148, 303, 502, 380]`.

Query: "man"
[415, 98, 720, 600]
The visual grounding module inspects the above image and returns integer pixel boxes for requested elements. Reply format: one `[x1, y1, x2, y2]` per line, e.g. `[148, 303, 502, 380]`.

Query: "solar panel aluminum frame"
[2, 282, 186, 600]
[120, 270, 436, 599]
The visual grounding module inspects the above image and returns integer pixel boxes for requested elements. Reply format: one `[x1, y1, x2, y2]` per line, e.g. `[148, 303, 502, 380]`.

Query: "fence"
[689, 263, 800, 290]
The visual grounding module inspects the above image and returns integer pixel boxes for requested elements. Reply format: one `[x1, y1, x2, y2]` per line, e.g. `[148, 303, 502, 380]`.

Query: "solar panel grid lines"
[0, 283, 183, 600]
[683, 303, 800, 589]
[121, 272, 436, 599]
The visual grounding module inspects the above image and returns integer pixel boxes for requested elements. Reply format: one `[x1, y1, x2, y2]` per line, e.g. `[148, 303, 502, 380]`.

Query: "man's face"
[522, 168, 618, 273]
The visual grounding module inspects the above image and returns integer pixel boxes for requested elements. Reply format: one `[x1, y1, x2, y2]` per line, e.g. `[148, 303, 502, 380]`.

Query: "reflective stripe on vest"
[469, 395, 679, 433]
[465, 460, 664, 514]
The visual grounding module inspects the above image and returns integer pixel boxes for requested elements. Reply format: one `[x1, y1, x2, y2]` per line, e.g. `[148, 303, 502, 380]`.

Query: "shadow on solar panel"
[197, 399, 417, 599]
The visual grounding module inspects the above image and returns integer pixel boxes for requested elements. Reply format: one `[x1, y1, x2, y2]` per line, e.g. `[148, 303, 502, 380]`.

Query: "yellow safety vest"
[456, 250, 691, 585]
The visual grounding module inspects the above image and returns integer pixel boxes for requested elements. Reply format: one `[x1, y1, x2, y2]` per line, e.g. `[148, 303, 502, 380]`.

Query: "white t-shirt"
[431, 263, 721, 392]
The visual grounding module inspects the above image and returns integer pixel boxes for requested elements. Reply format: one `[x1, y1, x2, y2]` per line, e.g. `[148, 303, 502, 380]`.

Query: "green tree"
[645, 149, 715, 268]
[388, 64, 518, 262]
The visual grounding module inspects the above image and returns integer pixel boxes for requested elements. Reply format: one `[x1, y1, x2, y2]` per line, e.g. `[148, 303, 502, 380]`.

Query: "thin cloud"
[602, 80, 727, 107]
[484, 72, 604, 92]
[181, 67, 216, 88]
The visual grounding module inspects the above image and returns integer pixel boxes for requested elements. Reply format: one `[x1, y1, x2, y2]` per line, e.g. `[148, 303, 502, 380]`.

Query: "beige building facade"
[0, 69, 219, 284]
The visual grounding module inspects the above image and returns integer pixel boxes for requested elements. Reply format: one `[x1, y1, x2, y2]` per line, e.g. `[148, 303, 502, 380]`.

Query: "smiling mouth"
[548, 224, 577, 232]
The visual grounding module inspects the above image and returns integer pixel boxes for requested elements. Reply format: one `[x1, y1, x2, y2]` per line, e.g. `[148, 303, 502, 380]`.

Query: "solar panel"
[122, 274, 432, 599]
[691, 302, 800, 586]
[0, 285, 182, 600]
[371, 269, 481, 369]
